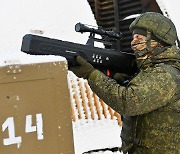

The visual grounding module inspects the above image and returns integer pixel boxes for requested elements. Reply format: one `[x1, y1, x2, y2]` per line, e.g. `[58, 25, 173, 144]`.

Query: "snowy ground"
[72, 120, 122, 154]
[68, 71, 122, 153]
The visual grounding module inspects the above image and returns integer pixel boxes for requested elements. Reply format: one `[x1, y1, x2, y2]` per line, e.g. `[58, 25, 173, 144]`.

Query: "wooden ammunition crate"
[0, 54, 74, 154]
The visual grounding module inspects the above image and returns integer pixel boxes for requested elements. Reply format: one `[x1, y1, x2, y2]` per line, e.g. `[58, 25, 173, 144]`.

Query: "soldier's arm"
[88, 66, 177, 116]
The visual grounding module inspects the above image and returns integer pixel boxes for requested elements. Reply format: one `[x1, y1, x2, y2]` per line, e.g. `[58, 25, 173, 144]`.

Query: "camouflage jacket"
[88, 45, 180, 153]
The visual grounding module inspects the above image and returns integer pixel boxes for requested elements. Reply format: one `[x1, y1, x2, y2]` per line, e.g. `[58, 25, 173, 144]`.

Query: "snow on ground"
[68, 71, 122, 154]
[73, 120, 122, 154]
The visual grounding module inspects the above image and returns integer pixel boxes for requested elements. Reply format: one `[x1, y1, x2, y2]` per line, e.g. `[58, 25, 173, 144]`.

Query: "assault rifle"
[21, 23, 137, 76]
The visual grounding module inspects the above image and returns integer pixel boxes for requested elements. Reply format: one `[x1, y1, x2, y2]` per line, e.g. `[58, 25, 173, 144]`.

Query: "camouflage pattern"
[88, 45, 180, 153]
[129, 12, 177, 45]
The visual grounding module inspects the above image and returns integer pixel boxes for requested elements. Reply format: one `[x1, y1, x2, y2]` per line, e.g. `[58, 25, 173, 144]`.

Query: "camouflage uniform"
[87, 13, 180, 154]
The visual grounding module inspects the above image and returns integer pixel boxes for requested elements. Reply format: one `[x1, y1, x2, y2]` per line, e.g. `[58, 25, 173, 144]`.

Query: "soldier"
[70, 12, 180, 153]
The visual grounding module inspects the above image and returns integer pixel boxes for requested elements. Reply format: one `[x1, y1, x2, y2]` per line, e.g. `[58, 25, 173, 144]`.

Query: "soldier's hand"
[69, 56, 95, 79]
[113, 73, 130, 84]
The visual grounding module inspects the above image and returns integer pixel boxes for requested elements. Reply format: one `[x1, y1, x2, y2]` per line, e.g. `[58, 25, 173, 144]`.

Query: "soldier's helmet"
[129, 12, 177, 45]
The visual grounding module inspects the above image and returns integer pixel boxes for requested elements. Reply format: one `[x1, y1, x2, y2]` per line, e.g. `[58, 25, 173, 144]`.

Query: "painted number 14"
[2, 113, 43, 148]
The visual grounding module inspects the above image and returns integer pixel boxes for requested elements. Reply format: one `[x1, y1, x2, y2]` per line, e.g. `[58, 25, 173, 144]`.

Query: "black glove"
[113, 73, 130, 85]
[69, 56, 95, 79]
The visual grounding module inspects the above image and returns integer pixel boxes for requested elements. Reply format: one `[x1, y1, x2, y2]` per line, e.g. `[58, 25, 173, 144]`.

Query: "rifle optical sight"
[75, 23, 123, 40]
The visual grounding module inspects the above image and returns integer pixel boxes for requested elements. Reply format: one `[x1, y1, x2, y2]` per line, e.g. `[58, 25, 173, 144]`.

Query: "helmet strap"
[135, 31, 152, 58]
[146, 31, 170, 59]
[145, 31, 152, 52]
[150, 46, 170, 58]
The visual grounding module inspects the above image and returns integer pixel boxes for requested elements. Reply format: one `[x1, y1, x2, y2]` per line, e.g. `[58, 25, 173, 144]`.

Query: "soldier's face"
[131, 34, 147, 52]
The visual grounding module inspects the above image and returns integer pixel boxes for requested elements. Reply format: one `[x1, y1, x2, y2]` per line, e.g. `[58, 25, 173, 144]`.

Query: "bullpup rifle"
[21, 23, 137, 76]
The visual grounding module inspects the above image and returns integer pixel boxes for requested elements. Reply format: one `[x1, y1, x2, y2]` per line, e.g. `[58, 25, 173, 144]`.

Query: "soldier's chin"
[133, 50, 140, 53]
[131, 45, 138, 50]
[131, 48, 138, 53]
